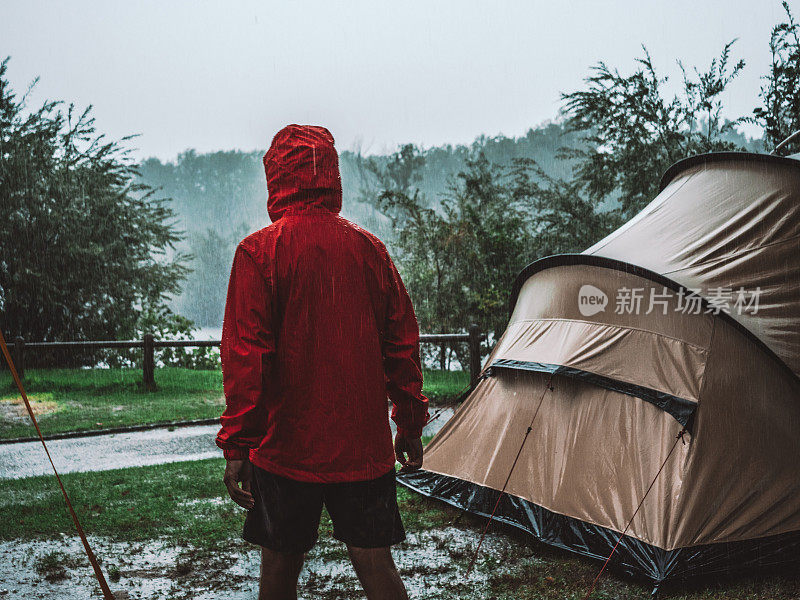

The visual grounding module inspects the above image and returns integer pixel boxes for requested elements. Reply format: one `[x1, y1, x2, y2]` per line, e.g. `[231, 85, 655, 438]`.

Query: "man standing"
[216, 124, 429, 600]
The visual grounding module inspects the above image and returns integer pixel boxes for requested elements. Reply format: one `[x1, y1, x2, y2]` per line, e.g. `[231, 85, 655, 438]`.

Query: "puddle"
[0, 525, 509, 599]
[183, 497, 227, 507]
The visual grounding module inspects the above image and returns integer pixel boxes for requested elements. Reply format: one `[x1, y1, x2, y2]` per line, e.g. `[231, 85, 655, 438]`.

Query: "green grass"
[3, 459, 799, 599]
[420, 369, 470, 403]
[1, 458, 237, 545]
[0, 458, 455, 549]
[0, 367, 224, 439]
[0, 367, 468, 440]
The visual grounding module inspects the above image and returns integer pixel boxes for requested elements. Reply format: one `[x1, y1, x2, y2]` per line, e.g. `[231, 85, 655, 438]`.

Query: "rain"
[1, 2, 799, 599]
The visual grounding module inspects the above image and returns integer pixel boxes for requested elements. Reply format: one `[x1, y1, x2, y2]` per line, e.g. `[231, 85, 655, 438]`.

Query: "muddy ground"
[0, 525, 512, 600]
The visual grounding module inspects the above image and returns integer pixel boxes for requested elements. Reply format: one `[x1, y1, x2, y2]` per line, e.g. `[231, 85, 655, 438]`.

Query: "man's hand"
[223, 459, 254, 510]
[394, 434, 423, 473]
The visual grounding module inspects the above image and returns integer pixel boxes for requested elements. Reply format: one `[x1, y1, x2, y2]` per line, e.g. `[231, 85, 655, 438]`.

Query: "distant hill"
[137, 121, 759, 327]
[137, 122, 583, 326]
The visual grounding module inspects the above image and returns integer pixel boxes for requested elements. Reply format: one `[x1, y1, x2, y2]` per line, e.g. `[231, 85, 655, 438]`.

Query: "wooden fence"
[10, 324, 484, 390]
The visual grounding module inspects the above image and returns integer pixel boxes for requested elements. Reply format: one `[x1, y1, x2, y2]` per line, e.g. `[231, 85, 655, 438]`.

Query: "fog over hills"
[138, 121, 758, 328]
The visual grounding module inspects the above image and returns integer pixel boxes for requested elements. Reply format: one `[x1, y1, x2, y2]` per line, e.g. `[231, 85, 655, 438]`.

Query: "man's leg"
[346, 545, 409, 600]
[258, 547, 305, 600]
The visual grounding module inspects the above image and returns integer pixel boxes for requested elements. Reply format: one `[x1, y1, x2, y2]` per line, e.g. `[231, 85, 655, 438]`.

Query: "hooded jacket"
[215, 125, 429, 483]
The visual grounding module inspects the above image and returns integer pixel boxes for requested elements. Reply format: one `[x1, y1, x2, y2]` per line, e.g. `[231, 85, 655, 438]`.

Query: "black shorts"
[243, 465, 406, 554]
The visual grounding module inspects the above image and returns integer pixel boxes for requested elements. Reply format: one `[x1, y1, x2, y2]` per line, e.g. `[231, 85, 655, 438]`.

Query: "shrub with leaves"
[0, 57, 192, 366]
[105, 302, 220, 370]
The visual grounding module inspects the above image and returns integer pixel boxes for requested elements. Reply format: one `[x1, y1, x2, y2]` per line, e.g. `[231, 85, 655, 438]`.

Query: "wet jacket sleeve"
[215, 245, 275, 460]
[383, 257, 430, 439]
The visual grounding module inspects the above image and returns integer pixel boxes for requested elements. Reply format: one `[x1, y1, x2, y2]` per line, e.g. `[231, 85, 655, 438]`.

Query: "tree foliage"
[509, 159, 617, 257]
[561, 43, 747, 219]
[443, 155, 535, 341]
[753, 1, 800, 154]
[174, 227, 247, 328]
[370, 148, 544, 356]
[369, 146, 457, 340]
[0, 58, 189, 350]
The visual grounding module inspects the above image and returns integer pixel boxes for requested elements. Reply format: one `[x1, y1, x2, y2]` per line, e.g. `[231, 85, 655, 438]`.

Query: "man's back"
[216, 125, 429, 483]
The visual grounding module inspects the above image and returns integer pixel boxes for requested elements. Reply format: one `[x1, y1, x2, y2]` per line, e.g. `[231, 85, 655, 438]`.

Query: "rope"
[426, 408, 445, 425]
[0, 331, 115, 600]
[581, 426, 688, 600]
[465, 372, 555, 575]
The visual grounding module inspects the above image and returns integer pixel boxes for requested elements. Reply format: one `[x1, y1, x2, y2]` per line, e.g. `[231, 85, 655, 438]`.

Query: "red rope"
[581, 427, 688, 600]
[0, 331, 115, 599]
[465, 372, 555, 575]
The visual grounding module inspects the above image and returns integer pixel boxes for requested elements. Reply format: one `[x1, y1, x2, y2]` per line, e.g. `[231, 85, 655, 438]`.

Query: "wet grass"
[0, 457, 456, 547]
[33, 549, 86, 581]
[420, 369, 470, 403]
[0, 367, 467, 439]
[1, 458, 239, 544]
[2, 458, 799, 598]
[0, 367, 224, 439]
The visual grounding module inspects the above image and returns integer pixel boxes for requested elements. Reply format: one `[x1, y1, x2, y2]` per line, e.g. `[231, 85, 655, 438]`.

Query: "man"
[216, 124, 429, 600]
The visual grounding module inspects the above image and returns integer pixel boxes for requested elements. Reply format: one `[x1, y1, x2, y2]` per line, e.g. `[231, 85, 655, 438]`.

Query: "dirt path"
[0, 409, 454, 479]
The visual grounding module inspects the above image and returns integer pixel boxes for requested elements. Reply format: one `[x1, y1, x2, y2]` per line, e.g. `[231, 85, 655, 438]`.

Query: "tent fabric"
[488, 361, 696, 426]
[399, 153, 800, 584]
[585, 152, 800, 378]
[420, 370, 690, 550]
[492, 263, 714, 405]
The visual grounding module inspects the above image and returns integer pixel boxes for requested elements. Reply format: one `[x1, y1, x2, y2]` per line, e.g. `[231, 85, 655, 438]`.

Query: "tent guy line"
[466, 372, 555, 576]
[0, 330, 116, 600]
[582, 425, 689, 600]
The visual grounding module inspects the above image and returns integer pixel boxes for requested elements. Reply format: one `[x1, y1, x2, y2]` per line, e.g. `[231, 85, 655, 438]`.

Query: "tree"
[369, 145, 458, 366]
[372, 148, 540, 361]
[138, 149, 266, 238]
[509, 158, 617, 257]
[0, 58, 189, 354]
[752, 1, 800, 154]
[173, 227, 246, 328]
[560, 43, 747, 220]
[443, 155, 536, 343]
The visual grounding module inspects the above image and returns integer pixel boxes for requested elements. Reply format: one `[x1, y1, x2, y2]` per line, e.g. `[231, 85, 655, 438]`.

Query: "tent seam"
[507, 317, 711, 352]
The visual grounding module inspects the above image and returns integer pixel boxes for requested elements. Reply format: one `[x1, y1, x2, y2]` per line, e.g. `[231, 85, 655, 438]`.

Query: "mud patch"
[0, 394, 60, 422]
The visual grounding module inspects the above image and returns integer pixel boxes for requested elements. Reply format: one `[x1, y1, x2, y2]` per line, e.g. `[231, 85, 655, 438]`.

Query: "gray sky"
[1, 0, 788, 160]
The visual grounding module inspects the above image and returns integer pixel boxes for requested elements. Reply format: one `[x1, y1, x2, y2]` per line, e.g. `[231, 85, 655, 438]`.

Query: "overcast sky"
[1, 1, 789, 161]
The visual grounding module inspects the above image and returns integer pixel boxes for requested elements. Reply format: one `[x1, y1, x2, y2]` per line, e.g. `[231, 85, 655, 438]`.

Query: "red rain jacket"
[215, 125, 429, 483]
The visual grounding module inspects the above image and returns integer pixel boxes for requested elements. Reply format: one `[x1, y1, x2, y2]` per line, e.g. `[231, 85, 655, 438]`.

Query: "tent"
[399, 152, 800, 585]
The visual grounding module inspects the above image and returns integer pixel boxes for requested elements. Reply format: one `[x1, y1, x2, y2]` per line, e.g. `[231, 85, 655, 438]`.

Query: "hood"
[263, 124, 342, 222]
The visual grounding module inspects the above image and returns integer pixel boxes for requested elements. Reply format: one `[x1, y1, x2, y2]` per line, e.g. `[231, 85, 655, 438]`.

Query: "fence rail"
[10, 324, 484, 391]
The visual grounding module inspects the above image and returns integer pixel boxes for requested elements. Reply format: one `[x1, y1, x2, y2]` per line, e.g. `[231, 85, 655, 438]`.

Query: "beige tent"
[399, 152, 800, 584]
